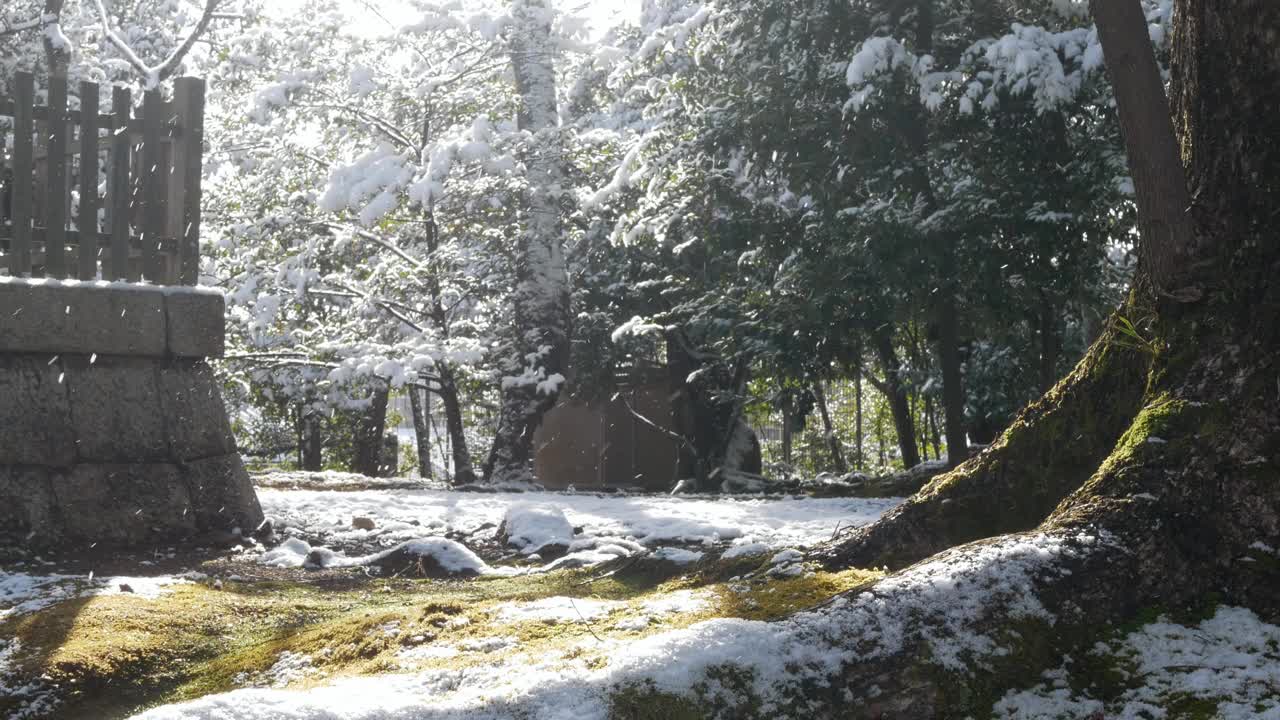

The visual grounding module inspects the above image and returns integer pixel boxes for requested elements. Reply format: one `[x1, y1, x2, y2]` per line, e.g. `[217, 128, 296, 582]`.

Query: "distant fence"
[0, 71, 204, 285]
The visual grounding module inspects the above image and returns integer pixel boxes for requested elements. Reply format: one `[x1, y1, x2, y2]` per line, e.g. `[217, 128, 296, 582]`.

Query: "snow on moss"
[129, 531, 1104, 720]
[995, 606, 1280, 719]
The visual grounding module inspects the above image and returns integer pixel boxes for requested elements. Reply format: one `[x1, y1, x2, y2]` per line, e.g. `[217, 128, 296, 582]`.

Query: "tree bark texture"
[484, 0, 571, 485]
[805, 3, 1280, 714]
[872, 327, 921, 469]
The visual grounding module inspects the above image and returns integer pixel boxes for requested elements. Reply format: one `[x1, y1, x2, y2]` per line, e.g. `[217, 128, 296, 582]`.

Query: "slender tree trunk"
[417, 102, 477, 485]
[875, 410, 886, 468]
[437, 366, 477, 485]
[813, 382, 847, 473]
[780, 391, 793, 468]
[872, 327, 921, 469]
[854, 365, 863, 470]
[301, 411, 322, 471]
[351, 384, 389, 477]
[409, 386, 432, 480]
[934, 294, 967, 467]
[925, 394, 941, 459]
[484, 0, 570, 485]
[294, 405, 304, 469]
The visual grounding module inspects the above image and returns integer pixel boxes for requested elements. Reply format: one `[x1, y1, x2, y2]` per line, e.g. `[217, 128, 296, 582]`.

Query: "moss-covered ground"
[0, 550, 881, 719]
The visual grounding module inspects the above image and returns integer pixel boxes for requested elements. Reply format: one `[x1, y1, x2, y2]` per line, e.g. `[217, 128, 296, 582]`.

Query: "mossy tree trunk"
[808, 1, 1280, 711]
[823, 0, 1279, 573]
[788, 2, 1280, 712]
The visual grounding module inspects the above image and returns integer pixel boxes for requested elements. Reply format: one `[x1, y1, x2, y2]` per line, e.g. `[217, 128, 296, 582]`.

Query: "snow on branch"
[0, 14, 49, 38]
[92, 0, 224, 88]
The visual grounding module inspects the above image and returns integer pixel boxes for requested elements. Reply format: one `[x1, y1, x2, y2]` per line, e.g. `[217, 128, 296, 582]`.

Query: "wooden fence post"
[172, 77, 205, 286]
[11, 73, 34, 277]
[79, 81, 101, 281]
[141, 89, 165, 282]
[109, 86, 133, 281]
[45, 76, 69, 278]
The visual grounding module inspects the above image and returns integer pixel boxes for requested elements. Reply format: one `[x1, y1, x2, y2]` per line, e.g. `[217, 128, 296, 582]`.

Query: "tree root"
[818, 312, 1151, 571]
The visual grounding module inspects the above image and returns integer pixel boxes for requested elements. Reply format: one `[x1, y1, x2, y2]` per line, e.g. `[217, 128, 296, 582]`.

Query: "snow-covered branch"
[92, 0, 223, 87]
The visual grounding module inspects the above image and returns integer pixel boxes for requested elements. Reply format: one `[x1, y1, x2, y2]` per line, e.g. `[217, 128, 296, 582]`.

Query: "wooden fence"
[0, 72, 204, 285]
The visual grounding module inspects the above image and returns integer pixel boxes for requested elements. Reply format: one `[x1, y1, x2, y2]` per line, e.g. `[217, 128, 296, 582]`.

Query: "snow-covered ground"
[253, 484, 901, 571]
[123, 531, 1280, 720]
[0, 571, 192, 620]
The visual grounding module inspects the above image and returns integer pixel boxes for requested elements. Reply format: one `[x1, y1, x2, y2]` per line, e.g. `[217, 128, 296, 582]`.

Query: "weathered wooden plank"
[0, 100, 117, 128]
[11, 73, 34, 276]
[109, 86, 133, 281]
[173, 77, 205, 286]
[44, 76, 69, 278]
[79, 81, 101, 280]
[141, 89, 165, 282]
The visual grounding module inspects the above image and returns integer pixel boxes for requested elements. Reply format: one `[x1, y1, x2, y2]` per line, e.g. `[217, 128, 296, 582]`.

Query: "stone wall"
[0, 281, 262, 548]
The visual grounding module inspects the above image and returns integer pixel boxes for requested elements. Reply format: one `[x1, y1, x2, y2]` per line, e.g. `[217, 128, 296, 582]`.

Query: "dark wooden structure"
[0, 71, 204, 285]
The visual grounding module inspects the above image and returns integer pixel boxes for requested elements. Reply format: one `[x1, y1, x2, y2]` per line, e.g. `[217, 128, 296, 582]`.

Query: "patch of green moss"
[609, 683, 707, 720]
[1164, 693, 1221, 719]
[713, 568, 881, 621]
[1, 554, 882, 719]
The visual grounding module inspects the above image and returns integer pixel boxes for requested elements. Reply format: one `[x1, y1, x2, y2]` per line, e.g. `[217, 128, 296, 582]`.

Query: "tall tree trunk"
[484, 0, 570, 485]
[351, 383, 389, 477]
[409, 386, 432, 480]
[871, 327, 921, 469]
[813, 382, 847, 473]
[1092, 0, 1196, 294]
[417, 102, 478, 485]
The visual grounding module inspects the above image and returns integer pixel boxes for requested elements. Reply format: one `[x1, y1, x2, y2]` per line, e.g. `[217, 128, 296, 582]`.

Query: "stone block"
[183, 453, 263, 533]
[67, 357, 169, 463]
[159, 360, 237, 460]
[50, 463, 196, 545]
[165, 291, 225, 358]
[0, 466, 61, 546]
[0, 356, 76, 466]
[0, 281, 166, 357]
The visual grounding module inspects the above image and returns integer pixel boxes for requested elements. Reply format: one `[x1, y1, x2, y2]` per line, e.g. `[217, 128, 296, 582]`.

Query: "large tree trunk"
[871, 326, 921, 469]
[484, 0, 571, 485]
[802, 1, 1280, 713]
[601, 3, 1280, 715]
